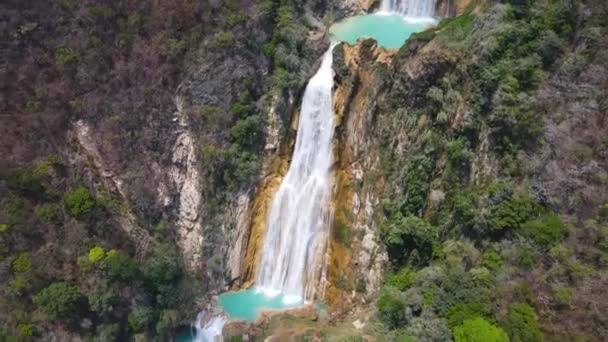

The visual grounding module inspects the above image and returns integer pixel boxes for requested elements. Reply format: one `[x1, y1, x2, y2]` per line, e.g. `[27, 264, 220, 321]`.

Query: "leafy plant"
[33, 282, 85, 321]
[64, 185, 96, 218]
[453, 317, 509, 342]
[521, 213, 566, 247]
[503, 303, 543, 342]
[128, 306, 154, 332]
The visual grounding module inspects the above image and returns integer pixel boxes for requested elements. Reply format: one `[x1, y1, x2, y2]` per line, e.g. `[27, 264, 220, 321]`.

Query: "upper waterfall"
[256, 45, 337, 303]
[380, 0, 437, 18]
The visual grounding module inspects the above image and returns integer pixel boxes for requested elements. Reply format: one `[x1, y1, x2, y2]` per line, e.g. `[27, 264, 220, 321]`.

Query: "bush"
[64, 185, 96, 218]
[33, 282, 85, 321]
[405, 314, 453, 341]
[88, 246, 106, 263]
[488, 195, 538, 235]
[230, 115, 263, 148]
[454, 317, 509, 342]
[55, 46, 79, 69]
[216, 31, 233, 47]
[377, 288, 406, 329]
[480, 250, 504, 271]
[200, 105, 226, 128]
[553, 285, 572, 307]
[35, 203, 61, 224]
[447, 303, 493, 328]
[88, 283, 116, 316]
[128, 306, 154, 332]
[12, 253, 32, 273]
[103, 249, 140, 281]
[17, 323, 34, 337]
[503, 303, 543, 342]
[521, 213, 566, 247]
[400, 154, 434, 216]
[143, 243, 183, 307]
[382, 214, 439, 266]
[385, 268, 415, 291]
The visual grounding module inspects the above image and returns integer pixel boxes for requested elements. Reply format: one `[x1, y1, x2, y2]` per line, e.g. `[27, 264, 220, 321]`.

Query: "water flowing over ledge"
[256, 44, 337, 303]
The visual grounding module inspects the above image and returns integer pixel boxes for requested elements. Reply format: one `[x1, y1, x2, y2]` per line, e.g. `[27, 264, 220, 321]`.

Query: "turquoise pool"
[217, 288, 304, 321]
[329, 14, 435, 48]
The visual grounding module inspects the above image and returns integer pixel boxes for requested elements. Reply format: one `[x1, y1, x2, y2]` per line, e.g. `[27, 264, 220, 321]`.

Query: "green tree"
[64, 185, 96, 218]
[33, 282, 85, 321]
[454, 317, 509, 342]
[12, 253, 32, 273]
[447, 303, 493, 328]
[377, 288, 405, 329]
[88, 283, 116, 315]
[521, 213, 566, 247]
[382, 214, 439, 266]
[128, 306, 154, 332]
[143, 243, 183, 307]
[103, 249, 140, 281]
[503, 303, 543, 342]
[88, 246, 106, 263]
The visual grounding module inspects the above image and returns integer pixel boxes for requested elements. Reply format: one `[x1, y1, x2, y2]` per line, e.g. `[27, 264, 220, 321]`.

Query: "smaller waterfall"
[380, 0, 437, 18]
[193, 310, 226, 342]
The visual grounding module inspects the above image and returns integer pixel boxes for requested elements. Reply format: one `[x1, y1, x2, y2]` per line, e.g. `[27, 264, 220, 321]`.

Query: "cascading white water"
[380, 0, 437, 18]
[256, 45, 337, 303]
[193, 310, 225, 342]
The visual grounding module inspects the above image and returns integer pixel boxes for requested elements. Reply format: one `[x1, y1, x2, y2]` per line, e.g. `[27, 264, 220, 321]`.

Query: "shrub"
[405, 314, 453, 341]
[382, 214, 439, 266]
[216, 31, 233, 47]
[447, 303, 493, 328]
[64, 185, 96, 218]
[8, 276, 28, 296]
[103, 249, 140, 281]
[400, 154, 434, 216]
[143, 243, 182, 307]
[88, 246, 106, 263]
[88, 283, 116, 315]
[33, 282, 85, 321]
[200, 105, 226, 128]
[155, 309, 178, 337]
[92, 324, 119, 342]
[333, 217, 351, 246]
[55, 46, 79, 69]
[35, 203, 61, 224]
[480, 250, 504, 271]
[503, 303, 543, 342]
[553, 285, 572, 307]
[17, 323, 34, 336]
[385, 268, 415, 291]
[377, 288, 406, 329]
[230, 115, 263, 149]
[128, 306, 154, 332]
[488, 195, 538, 235]
[521, 213, 566, 247]
[12, 253, 32, 273]
[454, 317, 509, 342]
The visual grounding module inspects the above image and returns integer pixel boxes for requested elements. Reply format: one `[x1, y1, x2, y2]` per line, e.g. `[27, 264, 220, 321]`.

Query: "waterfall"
[193, 310, 226, 342]
[256, 44, 337, 303]
[380, 0, 437, 18]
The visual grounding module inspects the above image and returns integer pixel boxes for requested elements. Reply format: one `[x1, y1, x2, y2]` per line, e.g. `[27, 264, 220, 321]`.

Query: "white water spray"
[193, 310, 226, 342]
[380, 0, 437, 18]
[256, 44, 337, 303]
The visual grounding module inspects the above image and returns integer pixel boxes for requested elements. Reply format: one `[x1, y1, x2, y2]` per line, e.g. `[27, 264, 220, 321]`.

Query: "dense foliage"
[374, 0, 608, 340]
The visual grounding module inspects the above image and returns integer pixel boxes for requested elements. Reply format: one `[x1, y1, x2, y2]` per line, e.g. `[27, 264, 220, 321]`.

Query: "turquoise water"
[329, 14, 435, 48]
[218, 288, 304, 321]
[175, 328, 195, 342]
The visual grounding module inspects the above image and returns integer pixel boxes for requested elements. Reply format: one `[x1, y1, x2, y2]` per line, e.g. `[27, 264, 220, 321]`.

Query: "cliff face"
[320, 2, 608, 340]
